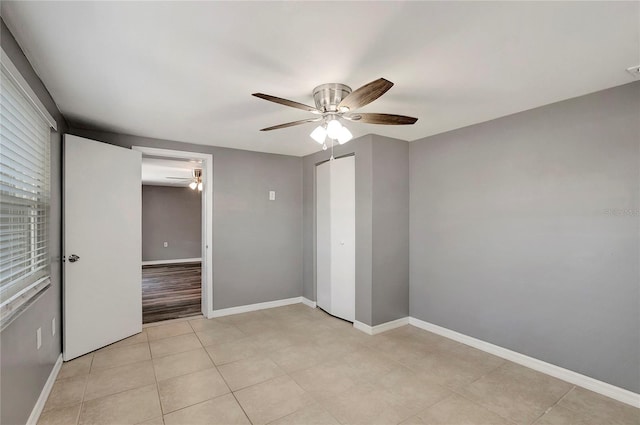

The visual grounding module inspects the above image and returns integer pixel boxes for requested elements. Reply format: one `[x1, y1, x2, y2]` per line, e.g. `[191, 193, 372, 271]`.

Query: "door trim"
[132, 146, 214, 319]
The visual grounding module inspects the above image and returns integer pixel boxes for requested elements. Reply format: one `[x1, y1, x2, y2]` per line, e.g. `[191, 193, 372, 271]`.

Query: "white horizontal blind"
[0, 63, 51, 306]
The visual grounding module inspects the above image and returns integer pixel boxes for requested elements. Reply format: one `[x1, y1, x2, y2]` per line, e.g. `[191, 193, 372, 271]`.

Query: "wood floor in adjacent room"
[142, 262, 201, 324]
[39, 304, 638, 425]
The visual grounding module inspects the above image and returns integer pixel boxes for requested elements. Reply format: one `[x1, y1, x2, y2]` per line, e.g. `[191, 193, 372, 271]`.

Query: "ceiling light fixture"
[189, 169, 203, 192]
[337, 126, 353, 144]
[310, 125, 327, 144]
[326, 118, 342, 139]
[310, 116, 353, 146]
[254, 79, 419, 150]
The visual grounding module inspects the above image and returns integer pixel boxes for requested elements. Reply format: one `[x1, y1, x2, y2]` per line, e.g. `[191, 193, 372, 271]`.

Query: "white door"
[63, 135, 142, 360]
[316, 156, 355, 322]
[329, 156, 355, 321]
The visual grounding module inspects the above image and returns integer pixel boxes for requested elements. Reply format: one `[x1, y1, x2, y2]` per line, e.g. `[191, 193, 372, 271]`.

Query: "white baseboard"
[301, 297, 317, 308]
[27, 354, 63, 425]
[142, 257, 201, 266]
[354, 317, 410, 335]
[408, 317, 640, 408]
[208, 297, 302, 318]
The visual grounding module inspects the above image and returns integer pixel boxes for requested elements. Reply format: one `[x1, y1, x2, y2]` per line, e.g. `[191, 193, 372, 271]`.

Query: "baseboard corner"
[354, 316, 409, 336]
[353, 320, 373, 335]
[301, 297, 317, 308]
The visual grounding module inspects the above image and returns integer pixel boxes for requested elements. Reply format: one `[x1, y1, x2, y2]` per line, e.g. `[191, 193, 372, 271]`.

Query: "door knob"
[68, 254, 80, 263]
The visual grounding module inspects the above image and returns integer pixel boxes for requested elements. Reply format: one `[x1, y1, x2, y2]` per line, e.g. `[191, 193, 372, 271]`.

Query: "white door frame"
[132, 146, 214, 318]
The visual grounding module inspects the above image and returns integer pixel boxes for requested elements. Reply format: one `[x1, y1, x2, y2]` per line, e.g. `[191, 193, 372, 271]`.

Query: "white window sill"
[0, 276, 51, 332]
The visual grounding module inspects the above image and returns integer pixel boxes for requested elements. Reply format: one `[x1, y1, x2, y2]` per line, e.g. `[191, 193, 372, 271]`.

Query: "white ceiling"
[141, 157, 201, 187]
[2, 2, 638, 157]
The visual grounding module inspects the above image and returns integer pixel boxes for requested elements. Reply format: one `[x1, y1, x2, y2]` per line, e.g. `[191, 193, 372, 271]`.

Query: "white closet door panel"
[329, 156, 355, 322]
[316, 161, 331, 312]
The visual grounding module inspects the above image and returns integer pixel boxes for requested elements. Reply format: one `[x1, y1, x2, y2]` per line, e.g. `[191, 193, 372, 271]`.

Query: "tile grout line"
[450, 391, 520, 425]
[186, 317, 255, 423]
[206, 347, 255, 425]
[75, 354, 93, 425]
[84, 358, 157, 399]
[529, 385, 576, 425]
[148, 337, 166, 423]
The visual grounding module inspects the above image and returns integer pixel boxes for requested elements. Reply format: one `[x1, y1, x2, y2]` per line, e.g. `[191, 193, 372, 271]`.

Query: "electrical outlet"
[52, 317, 56, 336]
[36, 328, 42, 350]
[163, 242, 168, 248]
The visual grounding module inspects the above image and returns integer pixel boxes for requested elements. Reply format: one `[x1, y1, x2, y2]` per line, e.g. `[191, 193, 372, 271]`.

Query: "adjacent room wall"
[142, 185, 202, 262]
[68, 128, 303, 310]
[410, 81, 640, 393]
[1, 18, 66, 425]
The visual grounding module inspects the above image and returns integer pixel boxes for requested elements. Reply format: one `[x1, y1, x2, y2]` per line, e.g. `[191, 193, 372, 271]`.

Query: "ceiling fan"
[252, 78, 418, 148]
[166, 169, 203, 191]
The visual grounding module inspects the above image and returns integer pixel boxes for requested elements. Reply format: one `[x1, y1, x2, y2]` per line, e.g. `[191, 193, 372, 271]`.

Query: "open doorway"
[141, 157, 202, 323]
[133, 146, 214, 323]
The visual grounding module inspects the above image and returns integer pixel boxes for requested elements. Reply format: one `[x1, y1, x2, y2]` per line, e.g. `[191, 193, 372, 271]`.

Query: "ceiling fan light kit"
[310, 125, 327, 144]
[326, 118, 343, 139]
[252, 77, 418, 149]
[337, 126, 352, 145]
[168, 168, 203, 191]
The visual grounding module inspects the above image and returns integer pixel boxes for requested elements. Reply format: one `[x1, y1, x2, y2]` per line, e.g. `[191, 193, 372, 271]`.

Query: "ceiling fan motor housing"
[313, 83, 352, 113]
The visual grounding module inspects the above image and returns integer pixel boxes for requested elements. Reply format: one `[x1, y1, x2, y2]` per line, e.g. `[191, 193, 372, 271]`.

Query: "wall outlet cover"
[269, 190, 276, 201]
[36, 327, 42, 349]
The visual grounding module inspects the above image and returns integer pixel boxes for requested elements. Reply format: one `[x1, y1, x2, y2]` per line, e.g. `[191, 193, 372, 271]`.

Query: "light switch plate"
[269, 191, 276, 201]
[163, 242, 168, 248]
[52, 317, 56, 336]
[36, 327, 42, 349]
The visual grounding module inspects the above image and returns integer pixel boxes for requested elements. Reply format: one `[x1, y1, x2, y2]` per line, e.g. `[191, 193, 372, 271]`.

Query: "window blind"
[0, 62, 51, 320]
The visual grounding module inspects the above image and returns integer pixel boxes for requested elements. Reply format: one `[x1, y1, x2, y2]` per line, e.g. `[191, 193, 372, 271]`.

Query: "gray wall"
[1, 18, 66, 425]
[142, 185, 201, 262]
[302, 135, 410, 326]
[410, 82, 640, 393]
[68, 128, 303, 310]
[371, 136, 410, 325]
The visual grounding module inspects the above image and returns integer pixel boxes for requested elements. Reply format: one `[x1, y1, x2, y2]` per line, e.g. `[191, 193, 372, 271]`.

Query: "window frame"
[0, 47, 57, 330]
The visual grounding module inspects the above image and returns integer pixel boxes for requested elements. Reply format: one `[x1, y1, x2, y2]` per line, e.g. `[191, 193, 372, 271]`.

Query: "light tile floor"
[38, 304, 639, 425]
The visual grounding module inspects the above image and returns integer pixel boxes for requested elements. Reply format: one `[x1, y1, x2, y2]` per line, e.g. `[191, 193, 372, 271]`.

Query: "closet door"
[329, 156, 355, 321]
[315, 156, 355, 322]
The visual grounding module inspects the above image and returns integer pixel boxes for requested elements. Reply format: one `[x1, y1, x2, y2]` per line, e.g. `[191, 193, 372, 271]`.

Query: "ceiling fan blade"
[260, 117, 321, 131]
[252, 93, 321, 114]
[345, 113, 418, 125]
[338, 78, 394, 111]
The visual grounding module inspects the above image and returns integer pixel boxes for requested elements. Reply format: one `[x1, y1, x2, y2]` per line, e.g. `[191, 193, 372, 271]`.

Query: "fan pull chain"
[330, 138, 335, 161]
